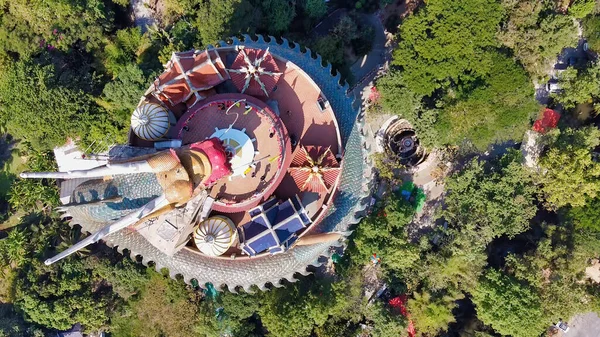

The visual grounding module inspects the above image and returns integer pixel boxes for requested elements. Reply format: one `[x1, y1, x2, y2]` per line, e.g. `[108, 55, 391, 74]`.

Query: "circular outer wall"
[173, 94, 292, 213]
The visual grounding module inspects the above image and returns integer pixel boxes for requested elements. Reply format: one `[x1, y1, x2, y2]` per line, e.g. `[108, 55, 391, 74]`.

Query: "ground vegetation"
[0, 0, 600, 337]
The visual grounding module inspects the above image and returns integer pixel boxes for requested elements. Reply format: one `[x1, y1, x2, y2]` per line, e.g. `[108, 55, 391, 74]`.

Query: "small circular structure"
[382, 118, 426, 167]
[193, 216, 237, 256]
[131, 103, 173, 141]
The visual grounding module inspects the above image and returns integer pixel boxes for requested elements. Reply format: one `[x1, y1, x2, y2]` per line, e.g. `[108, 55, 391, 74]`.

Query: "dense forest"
[0, 0, 600, 336]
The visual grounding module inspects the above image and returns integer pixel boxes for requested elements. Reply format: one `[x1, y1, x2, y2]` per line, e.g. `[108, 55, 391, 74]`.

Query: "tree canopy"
[392, 0, 504, 96]
[472, 269, 546, 337]
[538, 127, 600, 208]
[568, 197, 600, 232]
[0, 60, 125, 150]
[498, 0, 578, 79]
[0, 0, 114, 60]
[552, 62, 600, 109]
[435, 53, 539, 149]
[444, 151, 538, 245]
[583, 14, 600, 52]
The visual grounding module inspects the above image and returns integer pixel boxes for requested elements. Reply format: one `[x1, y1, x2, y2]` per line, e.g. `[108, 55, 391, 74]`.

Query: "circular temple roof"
[131, 103, 171, 141]
[194, 216, 237, 256]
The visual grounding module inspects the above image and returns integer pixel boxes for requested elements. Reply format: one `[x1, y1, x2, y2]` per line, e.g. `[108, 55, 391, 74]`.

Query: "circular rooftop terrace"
[57, 36, 367, 291]
[125, 45, 344, 259]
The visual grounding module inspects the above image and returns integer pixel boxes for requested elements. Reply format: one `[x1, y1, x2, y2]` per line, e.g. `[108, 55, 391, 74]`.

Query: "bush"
[8, 147, 59, 212]
[583, 15, 600, 52]
[472, 269, 546, 337]
[569, 0, 596, 18]
[102, 27, 145, 77]
[568, 197, 600, 232]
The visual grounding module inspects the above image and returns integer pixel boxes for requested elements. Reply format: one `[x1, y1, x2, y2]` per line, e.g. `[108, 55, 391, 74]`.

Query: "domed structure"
[24, 36, 371, 292]
[131, 103, 173, 141]
[194, 216, 237, 256]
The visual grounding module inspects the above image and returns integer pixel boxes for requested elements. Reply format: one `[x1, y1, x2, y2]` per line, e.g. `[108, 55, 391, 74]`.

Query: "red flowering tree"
[388, 295, 408, 316]
[369, 86, 381, 104]
[388, 295, 416, 337]
[533, 108, 560, 133]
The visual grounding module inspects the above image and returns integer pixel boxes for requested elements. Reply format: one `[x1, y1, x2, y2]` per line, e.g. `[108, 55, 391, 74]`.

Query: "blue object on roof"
[239, 195, 311, 256]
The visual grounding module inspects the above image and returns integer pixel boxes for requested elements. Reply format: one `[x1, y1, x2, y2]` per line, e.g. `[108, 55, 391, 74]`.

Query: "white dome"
[131, 103, 171, 141]
[193, 216, 237, 256]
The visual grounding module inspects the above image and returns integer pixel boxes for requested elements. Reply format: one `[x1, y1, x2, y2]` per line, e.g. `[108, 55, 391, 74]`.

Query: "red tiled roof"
[151, 50, 229, 109]
[228, 48, 281, 97]
[288, 145, 340, 193]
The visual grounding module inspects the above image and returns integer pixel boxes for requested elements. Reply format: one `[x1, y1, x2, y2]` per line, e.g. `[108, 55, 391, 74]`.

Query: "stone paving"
[561, 313, 600, 337]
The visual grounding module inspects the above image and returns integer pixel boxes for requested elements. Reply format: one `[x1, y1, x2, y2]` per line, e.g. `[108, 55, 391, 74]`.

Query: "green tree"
[302, 0, 327, 20]
[444, 151, 538, 245]
[350, 194, 420, 275]
[0, 61, 93, 149]
[102, 27, 146, 77]
[110, 271, 200, 337]
[392, 0, 504, 96]
[435, 52, 539, 149]
[422, 237, 487, 292]
[375, 70, 439, 148]
[0, 305, 44, 337]
[10, 218, 111, 332]
[371, 152, 403, 183]
[365, 302, 408, 337]
[195, 0, 261, 45]
[261, 0, 296, 35]
[568, 197, 600, 232]
[408, 290, 461, 336]
[8, 147, 59, 212]
[583, 15, 600, 52]
[0, 60, 127, 150]
[552, 63, 600, 109]
[569, 0, 596, 18]
[311, 35, 344, 67]
[538, 127, 600, 208]
[505, 223, 598, 325]
[0, 0, 113, 59]
[376, 70, 423, 119]
[498, 0, 578, 79]
[100, 64, 153, 122]
[259, 276, 360, 337]
[88, 257, 149, 300]
[472, 269, 546, 337]
[332, 17, 359, 44]
[15, 260, 109, 332]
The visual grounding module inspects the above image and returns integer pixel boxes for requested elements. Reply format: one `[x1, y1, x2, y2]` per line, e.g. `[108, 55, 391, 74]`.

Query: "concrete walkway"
[561, 313, 600, 337]
[350, 13, 387, 85]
